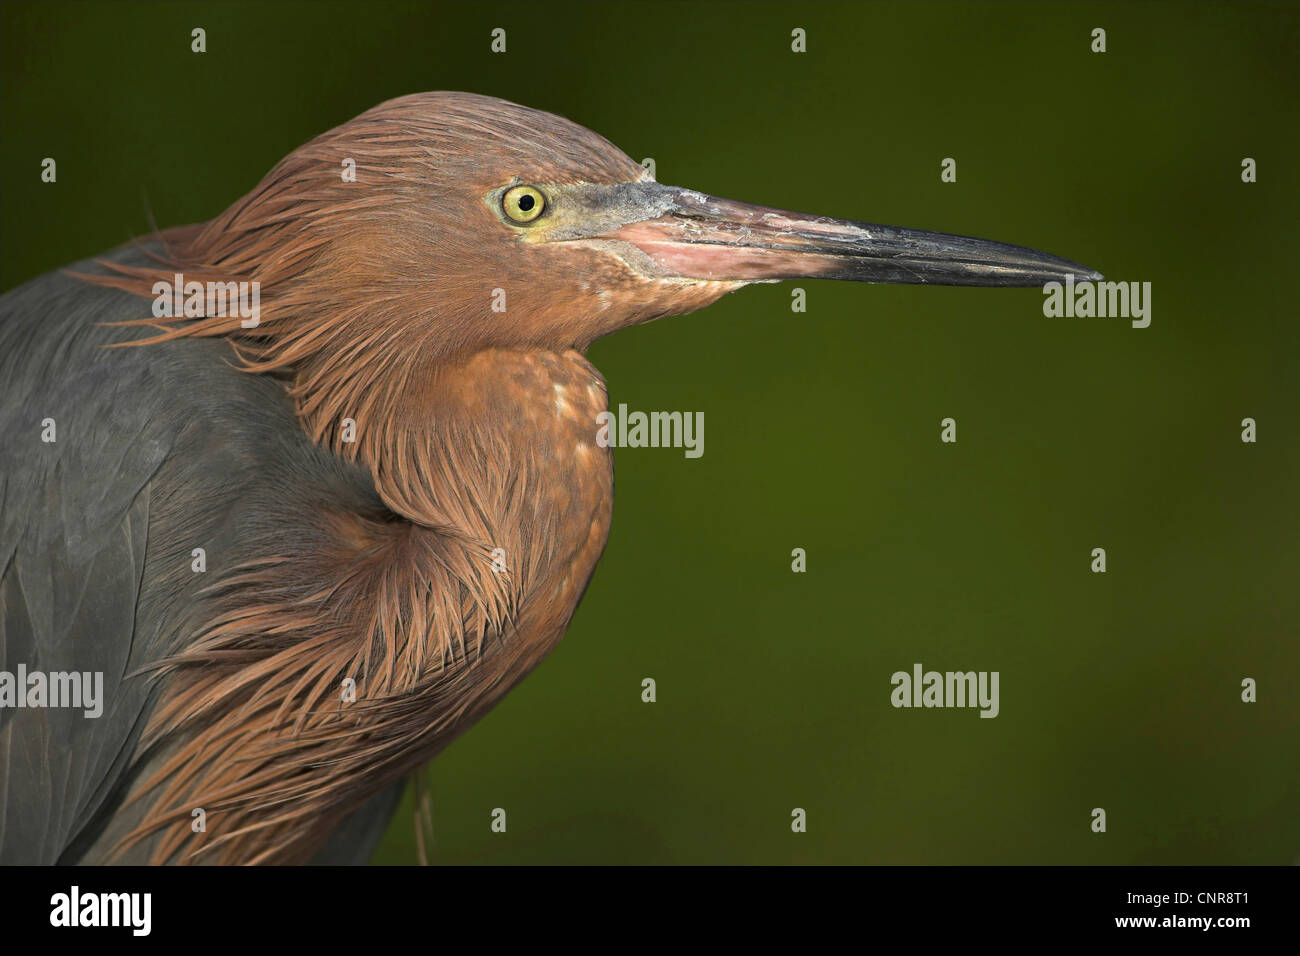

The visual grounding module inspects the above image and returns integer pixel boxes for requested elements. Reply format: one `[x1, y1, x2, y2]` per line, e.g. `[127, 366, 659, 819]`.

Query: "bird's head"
[277, 92, 1099, 354]
[105, 93, 1094, 352]
[95, 91, 1099, 442]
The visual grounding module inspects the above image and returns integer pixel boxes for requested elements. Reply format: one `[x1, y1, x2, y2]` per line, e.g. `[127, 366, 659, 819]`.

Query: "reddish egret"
[0, 92, 1099, 863]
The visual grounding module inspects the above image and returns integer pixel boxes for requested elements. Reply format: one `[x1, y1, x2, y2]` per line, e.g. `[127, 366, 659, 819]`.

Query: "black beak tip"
[1058, 261, 1103, 283]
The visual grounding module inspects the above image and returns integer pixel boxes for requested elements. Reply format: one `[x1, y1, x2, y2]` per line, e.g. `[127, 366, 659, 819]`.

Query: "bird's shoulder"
[0, 245, 377, 862]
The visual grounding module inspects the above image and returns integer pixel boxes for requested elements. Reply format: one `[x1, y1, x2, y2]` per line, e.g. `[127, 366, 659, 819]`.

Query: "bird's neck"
[314, 346, 613, 578]
[298, 344, 617, 689]
[315, 344, 617, 741]
[128, 347, 617, 863]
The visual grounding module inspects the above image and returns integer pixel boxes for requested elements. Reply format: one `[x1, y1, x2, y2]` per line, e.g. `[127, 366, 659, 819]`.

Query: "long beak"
[603, 185, 1101, 287]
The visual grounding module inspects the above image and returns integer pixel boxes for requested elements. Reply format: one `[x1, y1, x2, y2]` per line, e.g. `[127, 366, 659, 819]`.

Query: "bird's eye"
[502, 185, 546, 224]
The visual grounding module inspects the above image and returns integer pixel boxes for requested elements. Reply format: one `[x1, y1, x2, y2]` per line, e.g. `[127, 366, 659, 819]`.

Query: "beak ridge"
[605, 187, 1102, 288]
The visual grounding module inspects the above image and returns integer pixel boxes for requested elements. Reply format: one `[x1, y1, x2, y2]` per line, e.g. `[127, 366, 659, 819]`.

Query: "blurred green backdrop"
[3, 1, 1297, 864]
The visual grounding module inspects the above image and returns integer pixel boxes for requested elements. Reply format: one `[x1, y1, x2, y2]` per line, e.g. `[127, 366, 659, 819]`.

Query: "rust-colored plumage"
[63, 91, 1097, 863]
[87, 95, 641, 862]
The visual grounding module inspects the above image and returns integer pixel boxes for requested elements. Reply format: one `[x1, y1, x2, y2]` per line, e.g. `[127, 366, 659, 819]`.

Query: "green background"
[3, 1, 1297, 864]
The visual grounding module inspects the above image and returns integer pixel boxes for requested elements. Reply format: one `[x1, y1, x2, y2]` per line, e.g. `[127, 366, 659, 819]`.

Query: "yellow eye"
[502, 185, 546, 224]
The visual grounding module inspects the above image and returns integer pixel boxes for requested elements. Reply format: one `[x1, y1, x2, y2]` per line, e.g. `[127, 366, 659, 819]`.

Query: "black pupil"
[517, 193, 535, 212]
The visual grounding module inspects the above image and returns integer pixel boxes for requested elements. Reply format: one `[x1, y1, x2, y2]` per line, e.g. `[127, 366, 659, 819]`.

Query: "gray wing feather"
[0, 257, 173, 862]
[0, 247, 405, 863]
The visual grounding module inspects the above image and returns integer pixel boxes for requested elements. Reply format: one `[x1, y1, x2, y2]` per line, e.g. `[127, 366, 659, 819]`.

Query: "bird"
[0, 91, 1100, 864]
